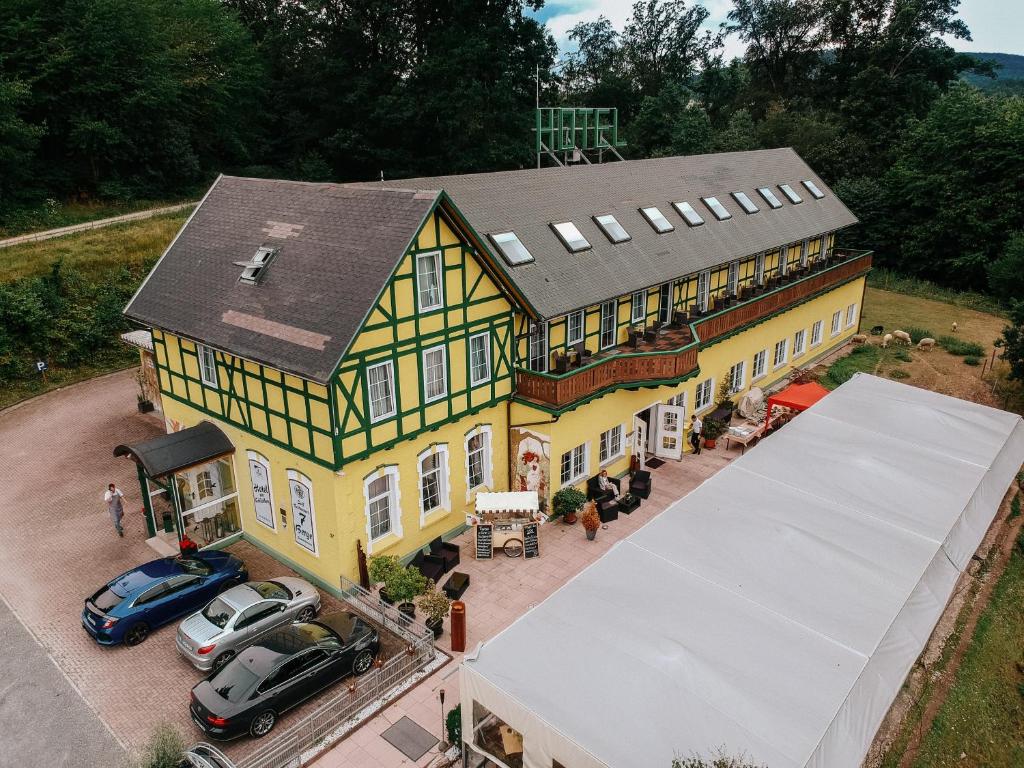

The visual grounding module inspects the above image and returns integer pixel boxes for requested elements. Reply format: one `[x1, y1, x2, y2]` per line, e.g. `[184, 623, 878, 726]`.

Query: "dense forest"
[0, 0, 1022, 298]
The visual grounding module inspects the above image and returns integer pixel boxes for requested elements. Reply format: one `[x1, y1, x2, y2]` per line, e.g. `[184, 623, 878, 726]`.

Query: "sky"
[531, 0, 1024, 59]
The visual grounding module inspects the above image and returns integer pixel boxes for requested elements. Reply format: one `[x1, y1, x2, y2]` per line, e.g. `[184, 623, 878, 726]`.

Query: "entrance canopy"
[461, 374, 1024, 768]
[114, 421, 234, 479]
[764, 379, 830, 428]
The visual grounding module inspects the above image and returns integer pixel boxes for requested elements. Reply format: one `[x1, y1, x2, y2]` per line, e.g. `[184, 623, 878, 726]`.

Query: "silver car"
[176, 578, 320, 671]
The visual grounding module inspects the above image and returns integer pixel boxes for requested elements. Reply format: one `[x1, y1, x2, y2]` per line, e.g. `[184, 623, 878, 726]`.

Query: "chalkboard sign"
[475, 524, 493, 559]
[523, 522, 540, 559]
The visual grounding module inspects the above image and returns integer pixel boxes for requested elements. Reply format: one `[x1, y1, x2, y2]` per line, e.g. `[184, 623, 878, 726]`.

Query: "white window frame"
[800, 239, 810, 267]
[631, 291, 646, 324]
[366, 360, 397, 423]
[422, 345, 448, 403]
[667, 391, 687, 408]
[793, 329, 807, 358]
[728, 361, 746, 394]
[599, 301, 616, 350]
[599, 424, 626, 465]
[287, 469, 318, 556]
[560, 443, 589, 488]
[694, 377, 714, 412]
[465, 425, 493, 501]
[811, 320, 824, 347]
[528, 321, 548, 372]
[246, 450, 276, 531]
[363, 466, 402, 550]
[773, 339, 789, 369]
[198, 344, 218, 388]
[752, 349, 767, 381]
[845, 303, 858, 328]
[831, 310, 843, 337]
[697, 270, 710, 312]
[566, 310, 585, 346]
[727, 261, 739, 296]
[755, 253, 766, 286]
[659, 282, 673, 324]
[415, 250, 444, 312]
[468, 333, 491, 386]
[417, 445, 450, 526]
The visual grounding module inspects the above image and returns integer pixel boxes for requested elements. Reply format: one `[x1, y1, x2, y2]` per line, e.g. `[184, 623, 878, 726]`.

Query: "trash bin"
[162, 512, 174, 534]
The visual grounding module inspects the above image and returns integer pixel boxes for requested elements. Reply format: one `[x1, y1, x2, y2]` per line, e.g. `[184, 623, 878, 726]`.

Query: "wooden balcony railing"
[515, 249, 872, 410]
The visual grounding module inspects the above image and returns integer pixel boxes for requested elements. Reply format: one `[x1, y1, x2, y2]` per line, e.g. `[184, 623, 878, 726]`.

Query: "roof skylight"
[778, 184, 803, 204]
[235, 246, 278, 284]
[593, 214, 630, 244]
[672, 201, 704, 227]
[802, 180, 825, 199]
[639, 206, 674, 234]
[731, 192, 759, 214]
[757, 187, 783, 209]
[551, 221, 592, 253]
[490, 231, 535, 265]
[701, 196, 732, 221]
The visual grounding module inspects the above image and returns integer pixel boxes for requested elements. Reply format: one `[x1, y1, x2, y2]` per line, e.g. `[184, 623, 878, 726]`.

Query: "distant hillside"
[961, 52, 1024, 90]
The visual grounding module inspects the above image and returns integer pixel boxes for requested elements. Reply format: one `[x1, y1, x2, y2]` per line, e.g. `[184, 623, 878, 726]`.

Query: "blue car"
[83, 552, 247, 647]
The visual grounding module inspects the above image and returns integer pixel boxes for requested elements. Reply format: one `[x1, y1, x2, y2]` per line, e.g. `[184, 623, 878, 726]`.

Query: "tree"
[622, 0, 720, 98]
[988, 232, 1024, 304]
[0, 79, 43, 208]
[712, 109, 759, 152]
[998, 301, 1024, 383]
[628, 83, 711, 157]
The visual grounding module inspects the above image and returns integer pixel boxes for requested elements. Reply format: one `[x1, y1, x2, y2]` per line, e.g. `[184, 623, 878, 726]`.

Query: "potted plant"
[417, 587, 452, 639]
[580, 502, 601, 541]
[716, 379, 737, 414]
[135, 370, 154, 413]
[384, 565, 429, 622]
[551, 487, 586, 525]
[368, 554, 401, 604]
[701, 417, 726, 450]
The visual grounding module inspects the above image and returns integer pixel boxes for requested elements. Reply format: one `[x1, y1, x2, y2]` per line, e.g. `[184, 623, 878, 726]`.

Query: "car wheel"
[352, 649, 374, 676]
[212, 650, 235, 672]
[249, 710, 276, 738]
[123, 622, 149, 647]
[296, 605, 316, 623]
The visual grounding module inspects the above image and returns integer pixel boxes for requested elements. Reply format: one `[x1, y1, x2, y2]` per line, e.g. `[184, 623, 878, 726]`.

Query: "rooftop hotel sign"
[534, 107, 626, 164]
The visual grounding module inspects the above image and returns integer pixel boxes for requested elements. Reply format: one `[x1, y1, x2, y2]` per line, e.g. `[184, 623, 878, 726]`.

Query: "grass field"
[0, 198, 193, 239]
[0, 210, 188, 283]
[0, 347, 138, 411]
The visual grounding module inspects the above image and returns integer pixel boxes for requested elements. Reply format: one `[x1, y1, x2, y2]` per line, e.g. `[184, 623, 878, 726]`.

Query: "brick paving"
[0, 368, 736, 765]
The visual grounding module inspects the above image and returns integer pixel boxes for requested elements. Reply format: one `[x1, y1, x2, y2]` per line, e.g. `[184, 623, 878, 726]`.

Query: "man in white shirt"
[690, 414, 703, 455]
[104, 483, 125, 537]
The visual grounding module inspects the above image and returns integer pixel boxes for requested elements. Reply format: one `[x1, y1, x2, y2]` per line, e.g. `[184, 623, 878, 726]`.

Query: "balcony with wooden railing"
[515, 248, 872, 411]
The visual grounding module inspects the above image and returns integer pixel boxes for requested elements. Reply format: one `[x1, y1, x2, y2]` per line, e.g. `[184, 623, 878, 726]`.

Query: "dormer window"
[802, 180, 825, 199]
[757, 187, 783, 209]
[731, 192, 759, 214]
[672, 201, 704, 227]
[639, 206, 674, 233]
[489, 231, 534, 266]
[593, 214, 630, 243]
[701, 196, 732, 221]
[778, 184, 803, 204]
[235, 246, 278, 284]
[551, 221, 591, 253]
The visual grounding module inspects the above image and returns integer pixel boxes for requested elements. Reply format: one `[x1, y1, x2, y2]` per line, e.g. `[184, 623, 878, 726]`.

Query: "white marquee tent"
[460, 374, 1024, 768]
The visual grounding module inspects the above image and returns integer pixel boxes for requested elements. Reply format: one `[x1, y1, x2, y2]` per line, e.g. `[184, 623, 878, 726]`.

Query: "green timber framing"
[513, 249, 872, 416]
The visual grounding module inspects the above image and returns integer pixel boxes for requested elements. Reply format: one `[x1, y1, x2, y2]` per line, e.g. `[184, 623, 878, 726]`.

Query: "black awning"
[114, 421, 234, 479]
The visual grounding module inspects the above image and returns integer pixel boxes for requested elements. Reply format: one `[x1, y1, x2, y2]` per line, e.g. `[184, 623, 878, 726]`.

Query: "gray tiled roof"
[356, 147, 858, 319]
[124, 175, 438, 383]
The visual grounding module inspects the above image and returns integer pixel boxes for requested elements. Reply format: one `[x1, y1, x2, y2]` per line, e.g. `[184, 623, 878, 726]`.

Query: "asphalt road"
[0, 597, 125, 768]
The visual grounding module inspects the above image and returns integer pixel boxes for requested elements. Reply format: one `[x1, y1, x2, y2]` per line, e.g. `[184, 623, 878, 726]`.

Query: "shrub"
[581, 502, 601, 532]
[905, 327, 933, 344]
[1010, 494, 1020, 520]
[367, 554, 401, 586]
[702, 417, 726, 440]
[824, 344, 882, 388]
[384, 565, 430, 604]
[672, 752, 766, 768]
[551, 487, 586, 520]
[416, 588, 452, 624]
[889, 369, 910, 379]
[893, 349, 912, 362]
[938, 335, 985, 357]
[964, 356, 981, 366]
[133, 724, 185, 768]
[446, 704, 462, 749]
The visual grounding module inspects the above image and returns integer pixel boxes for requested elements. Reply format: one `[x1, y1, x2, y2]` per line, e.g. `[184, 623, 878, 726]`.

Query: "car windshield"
[202, 598, 236, 629]
[251, 581, 291, 601]
[90, 585, 126, 613]
[175, 558, 213, 576]
[210, 661, 262, 703]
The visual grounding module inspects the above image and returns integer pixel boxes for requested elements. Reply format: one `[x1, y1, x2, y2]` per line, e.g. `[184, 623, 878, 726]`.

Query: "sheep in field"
[851, 334, 868, 344]
[882, 333, 893, 348]
[893, 330, 912, 345]
[917, 337, 936, 351]
[952, 321, 958, 333]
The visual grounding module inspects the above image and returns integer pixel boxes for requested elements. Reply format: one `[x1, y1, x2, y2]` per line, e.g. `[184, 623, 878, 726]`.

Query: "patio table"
[723, 423, 764, 454]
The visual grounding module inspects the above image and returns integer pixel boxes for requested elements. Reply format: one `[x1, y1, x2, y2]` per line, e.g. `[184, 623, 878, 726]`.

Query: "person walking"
[104, 483, 125, 537]
[690, 414, 703, 456]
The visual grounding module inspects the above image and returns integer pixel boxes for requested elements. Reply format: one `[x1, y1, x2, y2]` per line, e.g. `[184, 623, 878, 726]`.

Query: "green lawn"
[0, 198, 193, 239]
[0, 347, 138, 411]
[0, 210, 187, 283]
[907, 523, 1024, 767]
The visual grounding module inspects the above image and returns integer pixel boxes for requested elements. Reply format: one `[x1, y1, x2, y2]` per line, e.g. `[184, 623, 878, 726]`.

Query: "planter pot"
[137, 400, 154, 413]
[563, 512, 578, 525]
[378, 588, 395, 606]
[704, 438, 717, 450]
[425, 617, 443, 639]
[398, 602, 416, 624]
[585, 529, 597, 541]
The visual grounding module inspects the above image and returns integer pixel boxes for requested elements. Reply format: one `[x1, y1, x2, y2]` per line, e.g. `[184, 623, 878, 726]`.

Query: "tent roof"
[462, 374, 1024, 768]
[767, 380, 830, 410]
[114, 422, 234, 479]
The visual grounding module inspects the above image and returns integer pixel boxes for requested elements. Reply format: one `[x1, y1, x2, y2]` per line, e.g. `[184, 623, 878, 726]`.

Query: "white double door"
[633, 402, 686, 466]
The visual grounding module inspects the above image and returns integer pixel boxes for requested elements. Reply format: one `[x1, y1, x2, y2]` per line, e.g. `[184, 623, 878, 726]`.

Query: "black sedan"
[189, 612, 380, 739]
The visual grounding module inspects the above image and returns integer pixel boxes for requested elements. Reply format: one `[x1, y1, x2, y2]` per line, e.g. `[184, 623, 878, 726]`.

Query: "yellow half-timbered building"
[123, 149, 871, 590]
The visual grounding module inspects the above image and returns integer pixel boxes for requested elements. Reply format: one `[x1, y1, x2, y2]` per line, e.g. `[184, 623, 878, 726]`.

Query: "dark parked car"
[179, 742, 236, 768]
[190, 612, 381, 740]
[82, 552, 248, 646]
